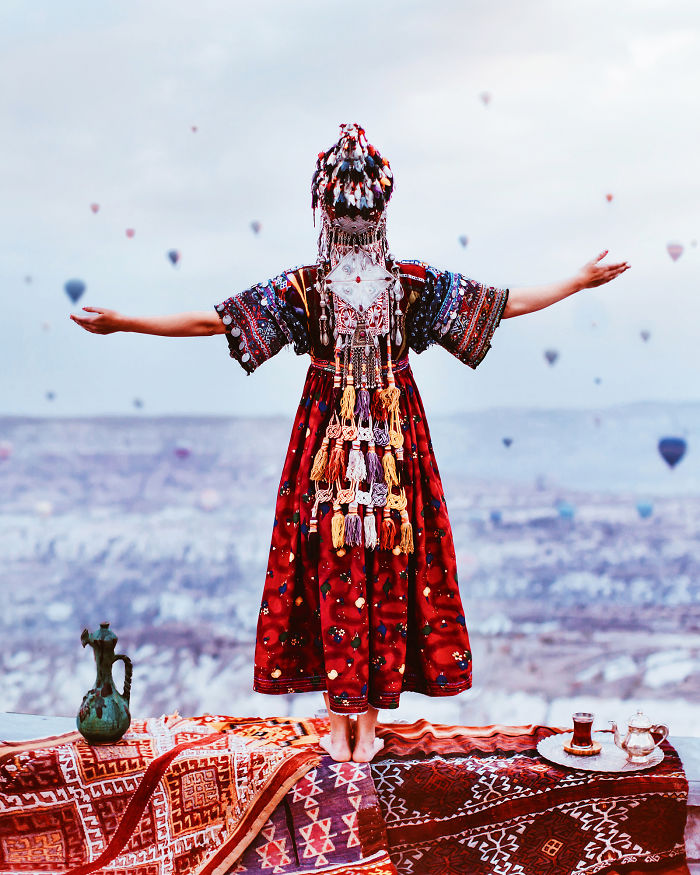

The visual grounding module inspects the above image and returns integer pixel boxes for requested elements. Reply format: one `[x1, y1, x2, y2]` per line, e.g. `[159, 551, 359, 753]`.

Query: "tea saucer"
[563, 738, 602, 756]
[537, 731, 664, 773]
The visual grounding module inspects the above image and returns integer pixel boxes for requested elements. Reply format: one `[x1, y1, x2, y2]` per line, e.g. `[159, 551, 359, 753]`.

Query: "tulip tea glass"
[572, 712, 595, 749]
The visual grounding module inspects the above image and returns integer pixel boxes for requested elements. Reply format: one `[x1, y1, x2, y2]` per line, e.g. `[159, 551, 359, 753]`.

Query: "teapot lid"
[628, 709, 652, 729]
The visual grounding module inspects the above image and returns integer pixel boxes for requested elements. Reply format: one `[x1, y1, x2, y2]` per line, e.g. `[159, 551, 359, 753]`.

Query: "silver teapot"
[610, 710, 668, 764]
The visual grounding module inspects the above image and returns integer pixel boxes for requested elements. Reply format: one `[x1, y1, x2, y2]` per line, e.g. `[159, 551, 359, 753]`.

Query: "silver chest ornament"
[307, 245, 413, 557]
[326, 247, 398, 391]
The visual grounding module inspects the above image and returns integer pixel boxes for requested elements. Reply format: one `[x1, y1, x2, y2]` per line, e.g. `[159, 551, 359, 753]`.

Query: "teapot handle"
[651, 724, 669, 747]
[113, 654, 133, 704]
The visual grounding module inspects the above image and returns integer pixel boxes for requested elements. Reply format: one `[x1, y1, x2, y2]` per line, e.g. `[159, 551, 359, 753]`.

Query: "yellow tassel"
[340, 384, 356, 419]
[340, 362, 356, 420]
[310, 437, 329, 481]
[400, 509, 414, 554]
[331, 503, 345, 549]
[383, 448, 399, 487]
[380, 385, 400, 413]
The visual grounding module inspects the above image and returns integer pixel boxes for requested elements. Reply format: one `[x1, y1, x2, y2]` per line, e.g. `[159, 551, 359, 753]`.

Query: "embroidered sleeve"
[214, 266, 313, 375]
[403, 260, 509, 369]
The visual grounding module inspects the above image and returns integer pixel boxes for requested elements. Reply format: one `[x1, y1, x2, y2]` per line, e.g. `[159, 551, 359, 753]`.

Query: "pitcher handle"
[651, 724, 669, 747]
[113, 654, 133, 704]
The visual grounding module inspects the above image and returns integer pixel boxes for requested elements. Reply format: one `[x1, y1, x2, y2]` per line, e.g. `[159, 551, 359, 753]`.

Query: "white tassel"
[346, 439, 367, 482]
[364, 507, 377, 550]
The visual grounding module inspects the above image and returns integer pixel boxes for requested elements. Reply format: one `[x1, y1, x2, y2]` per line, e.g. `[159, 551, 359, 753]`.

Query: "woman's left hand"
[576, 250, 630, 289]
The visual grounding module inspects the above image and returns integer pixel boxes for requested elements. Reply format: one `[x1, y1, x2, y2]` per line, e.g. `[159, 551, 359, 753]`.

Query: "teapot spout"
[609, 720, 624, 750]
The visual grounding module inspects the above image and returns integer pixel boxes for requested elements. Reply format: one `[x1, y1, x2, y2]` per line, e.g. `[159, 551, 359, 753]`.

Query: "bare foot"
[352, 736, 384, 763]
[319, 732, 353, 762]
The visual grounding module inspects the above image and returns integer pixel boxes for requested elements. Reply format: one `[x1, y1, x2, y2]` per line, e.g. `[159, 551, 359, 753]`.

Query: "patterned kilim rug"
[0, 715, 689, 875]
[370, 721, 689, 875]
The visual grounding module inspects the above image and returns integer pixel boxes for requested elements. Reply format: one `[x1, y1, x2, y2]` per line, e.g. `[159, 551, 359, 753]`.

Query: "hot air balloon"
[45, 391, 55, 401]
[667, 242, 683, 262]
[658, 437, 686, 469]
[544, 349, 559, 366]
[640, 330, 650, 342]
[480, 92, 491, 106]
[636, 499, 654, 519]
[41, 321, 50, 332]
[64, 279, 86, 304]
[605, 193, 613, 203]
[133, 398, 143, 409]
[191, 125, 198, 133]
[199, 488, 221, 511]
[0, 440, 12, 460]
[174, 442, 192, 460]
[126, 228, 135, 239]
[250, 220, 262, 235]
[594, 377, 602, 385]
[489, 509, 502, 525]
[502, 437, 513, 448]
[90, 203, 100, 214]
[458, 235, 468, 248]
[24, 275, 32, 284]
[556, 500, 575, 521]
[167, 249, 180, 266]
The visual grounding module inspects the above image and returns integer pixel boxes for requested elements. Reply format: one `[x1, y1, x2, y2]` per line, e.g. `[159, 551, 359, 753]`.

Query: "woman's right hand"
[70, 306, 123, 334]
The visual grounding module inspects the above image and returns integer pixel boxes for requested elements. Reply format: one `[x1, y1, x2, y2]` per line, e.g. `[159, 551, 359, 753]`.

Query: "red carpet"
[0, 716, 689, 874]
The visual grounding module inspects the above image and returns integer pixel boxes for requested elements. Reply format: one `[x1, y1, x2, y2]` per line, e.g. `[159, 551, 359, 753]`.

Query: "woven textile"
[0, 714, 321, 875]
[369, 723, 689, 875]
[0, 716, 688, 875]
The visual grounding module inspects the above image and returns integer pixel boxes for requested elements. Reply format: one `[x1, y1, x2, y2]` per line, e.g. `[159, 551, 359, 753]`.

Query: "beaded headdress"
[312, 122, 394, 227]
[306, 124, 412, 559]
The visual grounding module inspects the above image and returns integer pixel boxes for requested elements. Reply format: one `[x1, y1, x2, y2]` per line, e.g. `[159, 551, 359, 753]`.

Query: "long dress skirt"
[252, 356, 473, 715]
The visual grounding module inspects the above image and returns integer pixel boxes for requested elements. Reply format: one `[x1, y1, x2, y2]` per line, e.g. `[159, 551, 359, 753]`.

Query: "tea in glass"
[572, 712, 594, 748]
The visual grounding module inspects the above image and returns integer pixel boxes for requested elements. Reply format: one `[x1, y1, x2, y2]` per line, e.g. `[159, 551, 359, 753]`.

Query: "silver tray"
[537, 731, 664, 773]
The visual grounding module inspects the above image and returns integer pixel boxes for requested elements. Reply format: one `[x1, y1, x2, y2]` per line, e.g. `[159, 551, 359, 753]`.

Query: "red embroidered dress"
[214, 260, 508, 714]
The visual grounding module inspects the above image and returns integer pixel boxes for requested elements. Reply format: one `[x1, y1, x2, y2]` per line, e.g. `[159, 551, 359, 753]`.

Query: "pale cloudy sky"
[2, 0, 699, 418]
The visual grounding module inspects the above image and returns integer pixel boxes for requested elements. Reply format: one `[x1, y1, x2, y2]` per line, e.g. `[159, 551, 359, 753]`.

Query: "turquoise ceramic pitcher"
[77, 622, 132, 744]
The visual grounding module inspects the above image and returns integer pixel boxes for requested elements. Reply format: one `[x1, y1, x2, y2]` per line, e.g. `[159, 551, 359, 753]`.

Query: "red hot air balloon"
[126, 228, 135, 239]
[90, 203, 100, 214]
[191, 125, 198, 133]
[605, 193, 613, 203]
[480, 92, 491, 106]
[174, 442, 192, 460]
[667, 242, 683, 261]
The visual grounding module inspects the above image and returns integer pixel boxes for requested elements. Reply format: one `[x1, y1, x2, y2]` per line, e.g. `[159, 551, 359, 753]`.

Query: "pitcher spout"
[609, 720, 624, 750]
